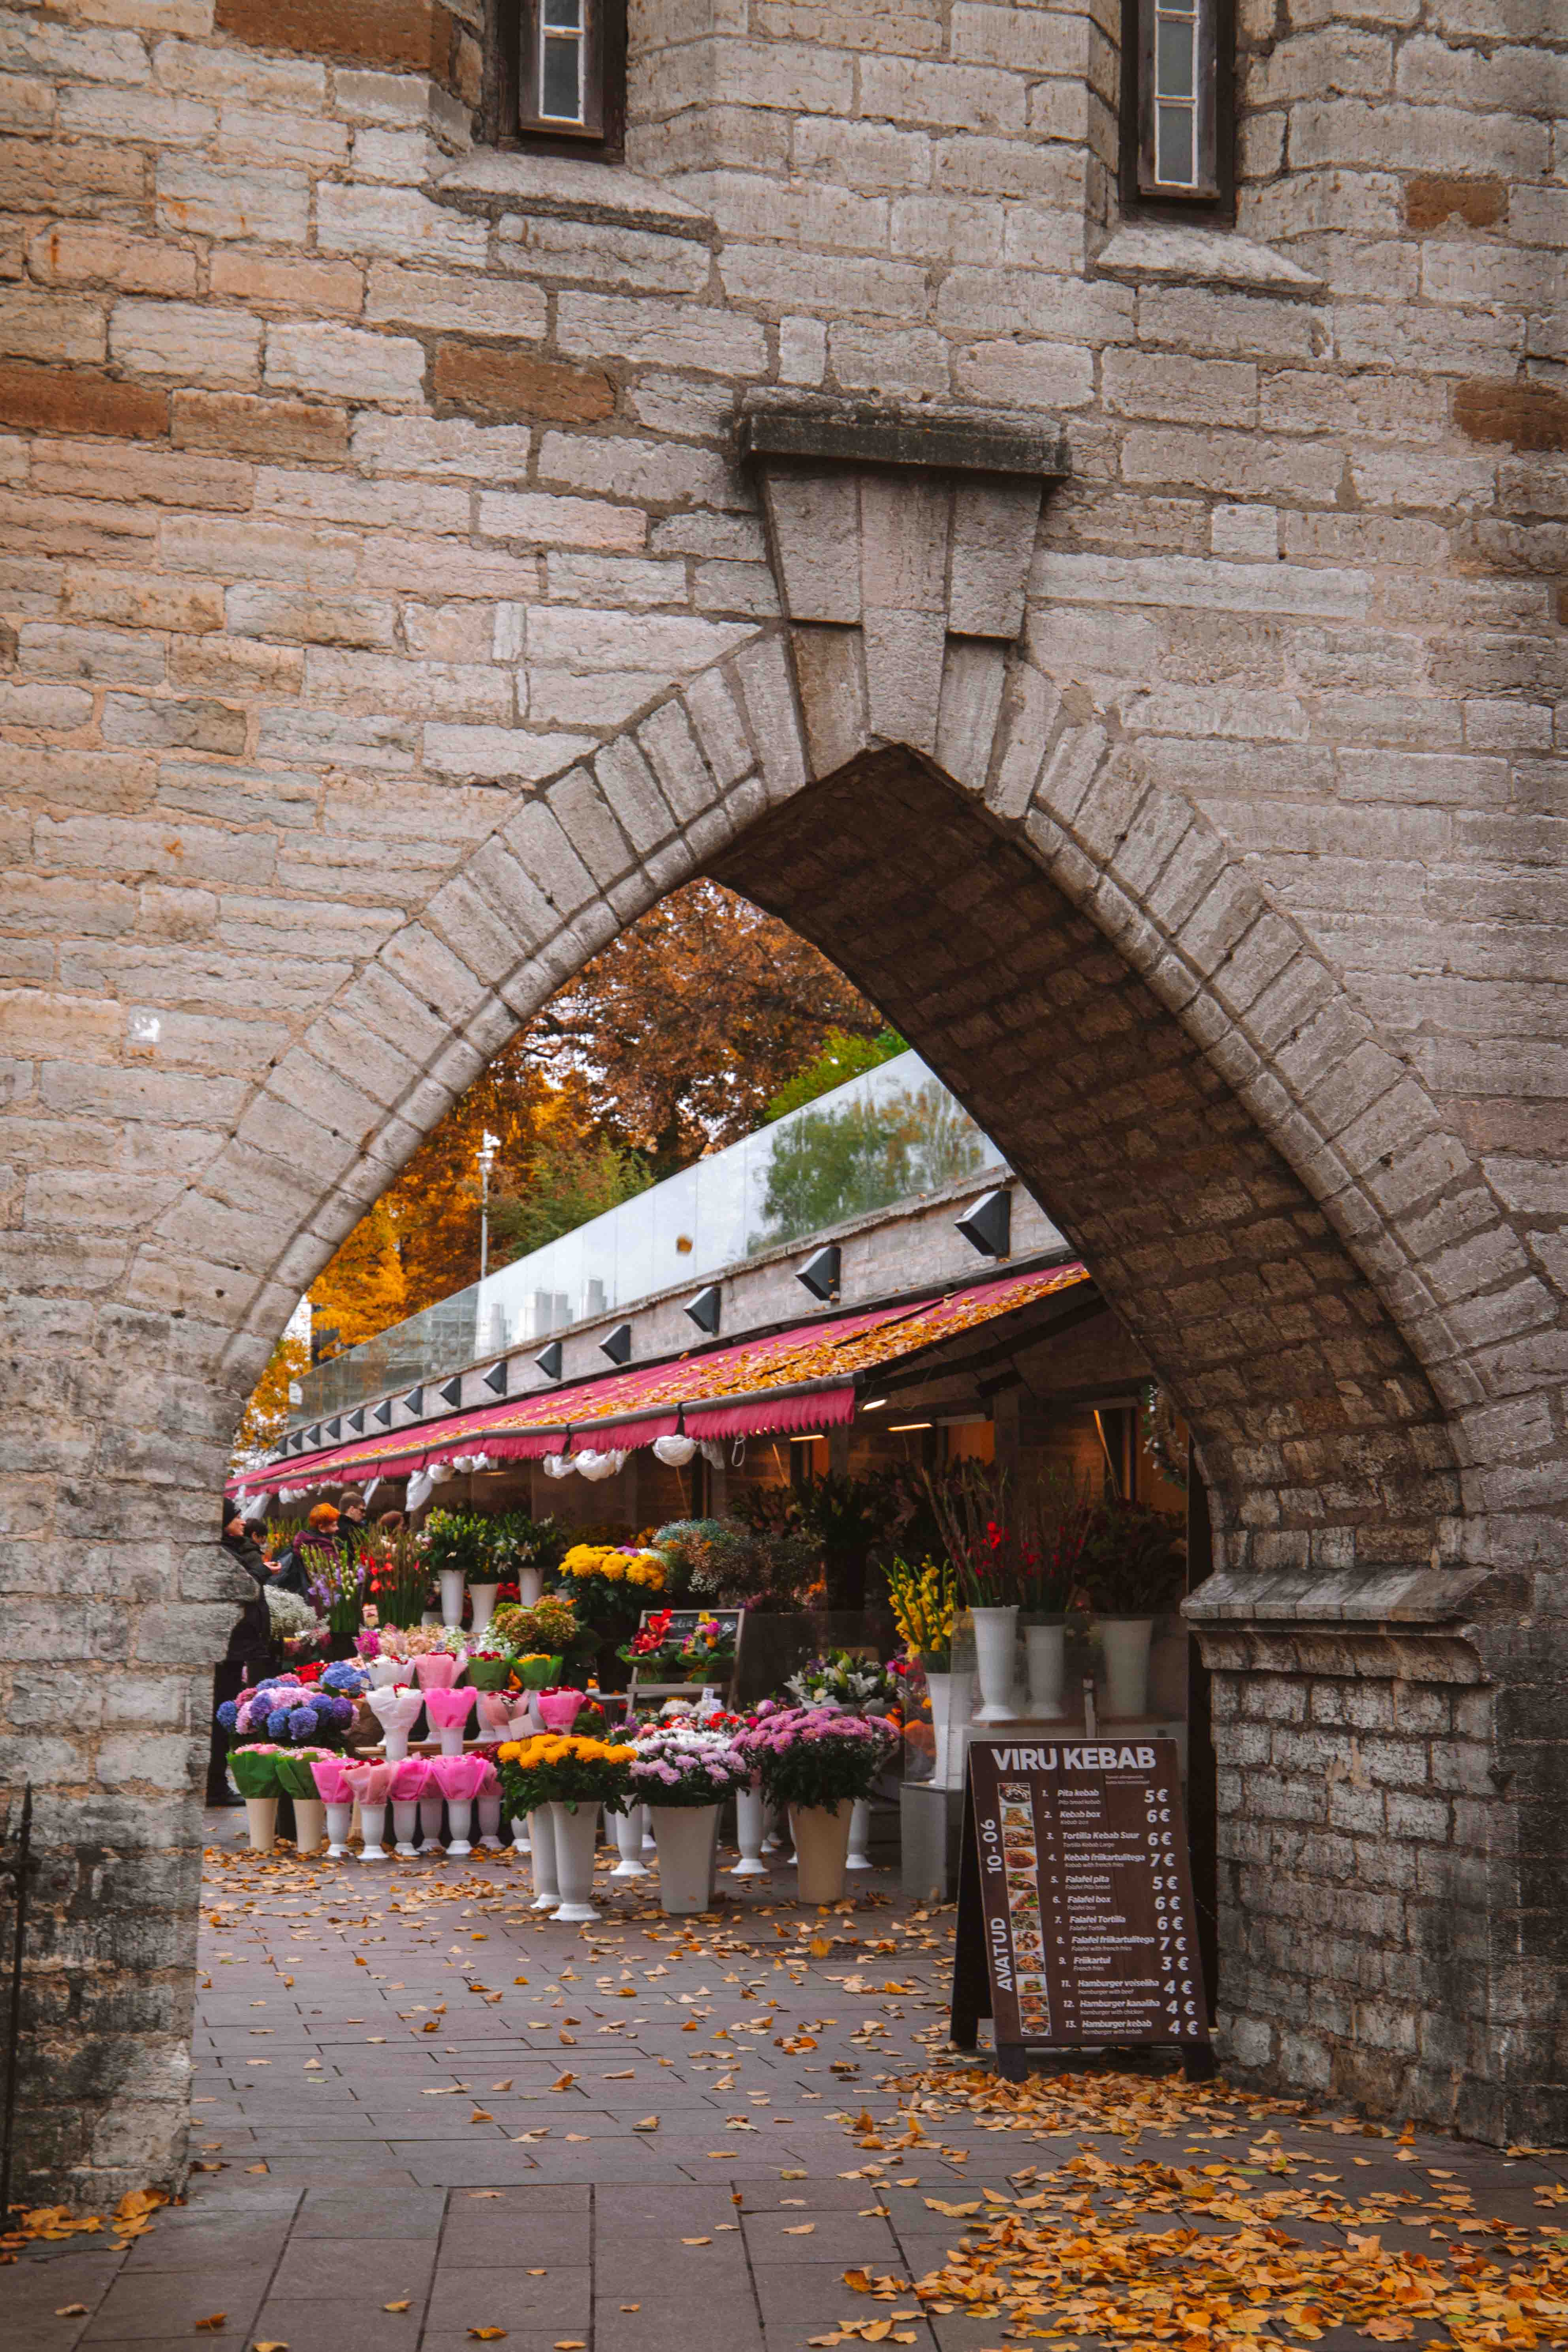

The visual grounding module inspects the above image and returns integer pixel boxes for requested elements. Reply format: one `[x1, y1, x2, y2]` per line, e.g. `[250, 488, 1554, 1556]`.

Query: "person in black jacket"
[205, 1505, 277, 1807]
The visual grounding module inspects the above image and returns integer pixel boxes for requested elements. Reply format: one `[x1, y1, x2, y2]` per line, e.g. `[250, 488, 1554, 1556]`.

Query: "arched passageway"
[8, 612, 1556, 2202]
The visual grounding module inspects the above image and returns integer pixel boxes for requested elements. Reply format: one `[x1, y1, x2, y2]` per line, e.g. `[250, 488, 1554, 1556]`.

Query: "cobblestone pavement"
[5, 1809, 1566, 2352]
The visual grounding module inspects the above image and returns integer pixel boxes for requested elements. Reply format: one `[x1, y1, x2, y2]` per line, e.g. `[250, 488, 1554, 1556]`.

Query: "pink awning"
[235, 1261, 1089, 1497]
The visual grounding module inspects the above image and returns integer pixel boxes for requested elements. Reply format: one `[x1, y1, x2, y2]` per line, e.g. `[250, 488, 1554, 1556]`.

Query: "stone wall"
[0, 0, 1564, 2201]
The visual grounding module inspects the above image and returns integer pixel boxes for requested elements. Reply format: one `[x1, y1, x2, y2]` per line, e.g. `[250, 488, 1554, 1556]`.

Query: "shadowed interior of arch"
[708, 744, 1461, 1590]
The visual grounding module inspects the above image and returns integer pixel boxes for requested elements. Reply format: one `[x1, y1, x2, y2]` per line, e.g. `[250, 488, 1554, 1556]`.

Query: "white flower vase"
[420, 1610, 441, 1628]
[518, 1566, 543, 1606]
[649, 1804, 718, 1915]
[324, 1801, 354, 1858]
[477, 1793, 504, 1850]
[468, 1581, 499, 1636]
[527, 1808, 560, 1909]
[358, 1802, 387, 1861]
[611, 1805, 648, 1879]
[243, 1797, 277, 1853]
[550, 1800, 600, 1923]
[792, 1800, 853, 1905]
[418, 1795, 445, 1854]
[392, 1800, 420, 1857]
[446, 1798, 474, 1857]
[381, 1723, 411, 1763]
[761, 1801, 782, 1854]
[1024, 1623, 1067, 1719]
[438, 1567, 465, 1626]
[730, 1781, 768, 1877]
[438, 1724, 468, 1758]
[512, 1815, 531, 1853]
[292, 1797, 326, 1855]
[640, 1807, 656, 1856]
[972, 1604, 1019, 1723]
[925, 1670, 954, 1786]
[1099, 1616, 1155, 1717]
[847, 1797, 874, 1872]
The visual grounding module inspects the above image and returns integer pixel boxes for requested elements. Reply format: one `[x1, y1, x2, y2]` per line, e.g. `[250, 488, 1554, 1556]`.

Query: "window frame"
[489, 0, 627, 160]
[1118, 0, 1234, 219]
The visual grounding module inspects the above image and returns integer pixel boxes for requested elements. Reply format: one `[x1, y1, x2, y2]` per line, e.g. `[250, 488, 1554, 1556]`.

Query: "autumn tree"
[286, 883, 886, 1366]
[233, 1326, 309, 1464]
[522, 880, 887, 1175]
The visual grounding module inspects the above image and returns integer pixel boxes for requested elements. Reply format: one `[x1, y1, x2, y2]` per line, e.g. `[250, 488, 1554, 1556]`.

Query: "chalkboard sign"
[950, 1735, 1214, 2082]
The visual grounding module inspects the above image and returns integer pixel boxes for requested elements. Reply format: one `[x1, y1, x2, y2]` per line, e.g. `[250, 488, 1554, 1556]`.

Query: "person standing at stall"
[206, 1505, 275, 1807]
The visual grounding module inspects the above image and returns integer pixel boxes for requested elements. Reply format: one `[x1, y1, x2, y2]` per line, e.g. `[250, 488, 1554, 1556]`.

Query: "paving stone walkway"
[5, 1808, 1566, 2352]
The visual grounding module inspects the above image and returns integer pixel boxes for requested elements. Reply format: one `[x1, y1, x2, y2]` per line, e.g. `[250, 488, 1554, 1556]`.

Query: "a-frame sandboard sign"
[950, 1733, 1216, 2083]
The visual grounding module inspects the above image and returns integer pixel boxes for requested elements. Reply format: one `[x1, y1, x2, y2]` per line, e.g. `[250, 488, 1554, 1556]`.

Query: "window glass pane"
[1156, 101, 1194, 185]
[541, 31, 583, 118]
[544, 0, 581, 28]
[1156, 17, 1194, 97]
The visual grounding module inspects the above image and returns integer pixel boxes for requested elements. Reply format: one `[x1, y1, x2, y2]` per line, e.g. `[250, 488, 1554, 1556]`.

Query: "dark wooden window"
[490, 0, 627, 157]
[1119, 0, 1233, 215]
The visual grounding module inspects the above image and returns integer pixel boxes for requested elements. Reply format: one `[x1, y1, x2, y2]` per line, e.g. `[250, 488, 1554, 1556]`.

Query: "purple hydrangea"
[266, 1707, 294, 1738]
[215, 1700, 239, 1732]
[288, 1706, 318, 1739]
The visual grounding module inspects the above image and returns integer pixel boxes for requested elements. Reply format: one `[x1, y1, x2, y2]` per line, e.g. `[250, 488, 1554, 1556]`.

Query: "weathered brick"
[431, 341, 614, 425]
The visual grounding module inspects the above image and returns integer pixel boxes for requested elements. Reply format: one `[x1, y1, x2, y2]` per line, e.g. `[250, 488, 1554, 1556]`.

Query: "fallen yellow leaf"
[467, 2333, 508, 2343]
[632, 2116, 659, 2132]
[194, 2319, 227, 2334]
[550, 2072, 575, 2091]
[681, 2237, 712, 2246]
[783, 2223, 817, 2235]
[384, 2300, 412, 2312]
[55, 2307, 88, 2319]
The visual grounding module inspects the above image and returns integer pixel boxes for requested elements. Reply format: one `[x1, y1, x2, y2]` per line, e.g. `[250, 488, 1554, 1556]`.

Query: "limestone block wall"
[0, 0, 1563, 2201]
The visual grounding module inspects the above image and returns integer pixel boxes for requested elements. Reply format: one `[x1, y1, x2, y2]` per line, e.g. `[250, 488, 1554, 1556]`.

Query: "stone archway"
[9, 429, 1560, 2204]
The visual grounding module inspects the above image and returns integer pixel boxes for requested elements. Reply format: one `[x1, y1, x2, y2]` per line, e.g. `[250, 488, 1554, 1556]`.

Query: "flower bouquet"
[512, 1651, 565, 1689]
[343, 1758, 397, 1861]
[629, 1722, 751, 1915]
[460, 1642, 516, 1693]
[264, 1584, 324, 1655]
[228, 1742, 283, 1850]
[553, 1543, 666, 1625]
[273, 1746, 333, 1853]
[738, 1706, 893, 1903]
[497, 1732, 638, 1922]
[360, 1529, 431, 1631]
[785, 1649, 897, 1710]
[219, 1673, 358, 1748]
[491, 1593, 578, 1658]
[885, 1555, 958, 1671]
[424, 1684, 477, 1755]
[365, 1682, 424, 1760]
[420, 1506, 489, 1627]
[305, 1544, 368, 1644]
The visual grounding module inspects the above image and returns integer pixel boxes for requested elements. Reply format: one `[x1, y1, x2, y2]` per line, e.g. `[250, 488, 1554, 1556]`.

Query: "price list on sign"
[950, 1738, 1213, 2081]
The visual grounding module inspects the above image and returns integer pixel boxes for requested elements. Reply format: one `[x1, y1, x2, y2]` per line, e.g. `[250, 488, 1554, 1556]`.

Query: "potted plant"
[551, 1544, 668, 1683]
[496, 1732, 637, 1923]
[485, 1510, 565, 1609]
[627, 1723, 751, 1915]
[1082, 1497, 1186, 1718]
[925, 1466, 1031, 1723]
[1018, 1471, 1096, 1719]
[419, 1508, 488, 1632]
[738, 1706, 892, 1904]
[492, 1593, 578, 1675]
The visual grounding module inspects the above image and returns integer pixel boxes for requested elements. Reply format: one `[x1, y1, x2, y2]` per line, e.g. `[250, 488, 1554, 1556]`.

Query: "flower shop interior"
[224, 1038, 1212, 1945]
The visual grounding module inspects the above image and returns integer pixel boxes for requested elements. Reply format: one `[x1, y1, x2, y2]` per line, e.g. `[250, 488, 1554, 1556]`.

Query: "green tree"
[756, 1078, 989, 1247]
[488, 1130, 652, 1264]
[764, 1026, 907, 1122]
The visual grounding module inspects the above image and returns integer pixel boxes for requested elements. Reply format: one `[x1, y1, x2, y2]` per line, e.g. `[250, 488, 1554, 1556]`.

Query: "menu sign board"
[950, 1736, 1213, 2081]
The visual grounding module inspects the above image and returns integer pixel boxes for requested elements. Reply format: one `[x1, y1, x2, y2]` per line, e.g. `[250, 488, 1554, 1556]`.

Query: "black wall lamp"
[956, 1188, 1011, 1258]
[684, 1285, 721, 1335]
[797, 1243, 841, 1302]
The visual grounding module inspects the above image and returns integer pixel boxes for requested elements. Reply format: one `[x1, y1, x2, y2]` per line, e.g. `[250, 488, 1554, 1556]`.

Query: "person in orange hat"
[270, 1499, 341, 1597]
